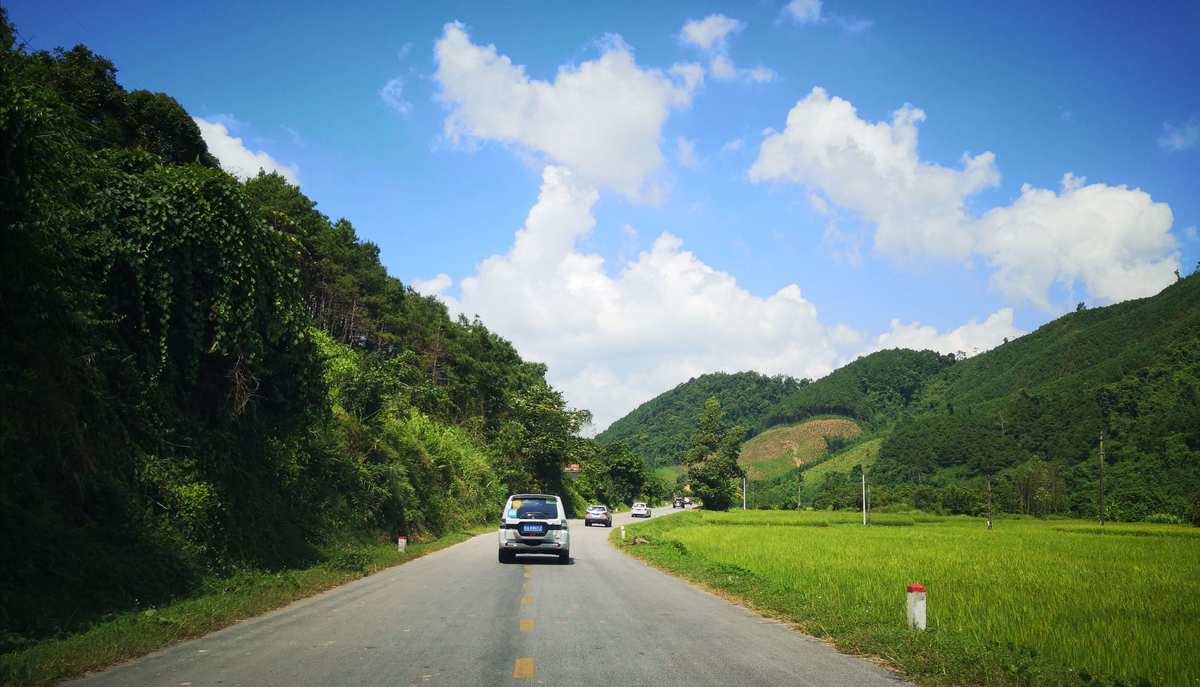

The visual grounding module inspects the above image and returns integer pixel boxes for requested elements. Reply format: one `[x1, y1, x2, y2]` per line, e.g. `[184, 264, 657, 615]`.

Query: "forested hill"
[871, 274, 1200, 520]
[760, 349, 955, 428]
[0, 14, 588, 646]
[600, 350, 953, 468]
[597, 372, 802, 466]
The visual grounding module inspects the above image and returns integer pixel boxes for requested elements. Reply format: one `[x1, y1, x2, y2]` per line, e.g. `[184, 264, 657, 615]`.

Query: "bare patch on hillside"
[739, 418, 861, 480]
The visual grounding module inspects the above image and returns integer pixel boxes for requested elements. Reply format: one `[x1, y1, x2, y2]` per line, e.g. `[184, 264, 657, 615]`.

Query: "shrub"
[1144, 513, 1183, 525]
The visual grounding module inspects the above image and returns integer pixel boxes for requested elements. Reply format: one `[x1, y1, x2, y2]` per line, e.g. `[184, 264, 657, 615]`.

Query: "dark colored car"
[673, 498, 684, 508]
[584, 504, 612, 527]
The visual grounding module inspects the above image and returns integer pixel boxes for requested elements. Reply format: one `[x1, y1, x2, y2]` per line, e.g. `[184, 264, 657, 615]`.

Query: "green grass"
[618, 511, 1200, 686]
[655, 464, 685, 484]
[0, 528, 491, 687]
[799, 437, 883, 497]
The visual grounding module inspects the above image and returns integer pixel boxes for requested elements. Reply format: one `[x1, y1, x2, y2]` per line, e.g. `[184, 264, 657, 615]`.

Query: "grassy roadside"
[615, 510, 1198, 687]
[0, 527, 491, 686]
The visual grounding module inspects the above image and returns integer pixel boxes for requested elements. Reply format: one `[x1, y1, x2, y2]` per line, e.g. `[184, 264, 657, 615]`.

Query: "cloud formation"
[193, 117, 299, 184]
[416, 165, 1017, 430]
[867, 308, 1024, 358]
[679, 14, 777, 84]
[380, 77, 411, 115]
[418, 166, 853, 429]
[679, 14, 743, 52]
[782, 0, 823, 24]
[433, 23, 699, 200]
[750, 87, 1179, 309]
[1159, 118, 1199, 152]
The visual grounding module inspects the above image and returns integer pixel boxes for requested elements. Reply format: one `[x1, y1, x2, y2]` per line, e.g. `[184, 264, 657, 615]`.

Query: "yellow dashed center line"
[520, 595, 533, 605]
[522, 581, 530, 591]
[513, 656, 534, 678]
[519, 618, 534, 631]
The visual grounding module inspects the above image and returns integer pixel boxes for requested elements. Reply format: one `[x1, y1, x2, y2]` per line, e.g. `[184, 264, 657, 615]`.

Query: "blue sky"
[10, 0, 1199, 428]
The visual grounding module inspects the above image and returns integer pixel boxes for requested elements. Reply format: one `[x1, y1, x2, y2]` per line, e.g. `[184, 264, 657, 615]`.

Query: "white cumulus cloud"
[194, 117, 299, 184]
[750, 87, 998, 261]
[679, 14, 776, 84]
[679, 14, 743, 51]
[429, 165, 856, 430]
[866, 308, 1024, 358]
[783, 0, 823, 24]
[977, 174, 1177, 308]
[433, 22, 699, 201]
[412, 273, 452, 297]
[750, 87, 1179, 309]
[421, 164, 1031, 429]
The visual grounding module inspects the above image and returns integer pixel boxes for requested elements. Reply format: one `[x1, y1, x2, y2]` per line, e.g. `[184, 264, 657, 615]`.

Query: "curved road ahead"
[71, 508, 905, 686]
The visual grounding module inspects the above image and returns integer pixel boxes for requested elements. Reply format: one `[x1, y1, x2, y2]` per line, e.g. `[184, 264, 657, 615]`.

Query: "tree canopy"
[598, 371, 802, 466]
[0, 12, 591, 647]
[683, 398, 746, 511]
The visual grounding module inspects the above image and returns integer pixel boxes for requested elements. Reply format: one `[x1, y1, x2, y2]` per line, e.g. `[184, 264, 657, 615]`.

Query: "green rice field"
[620, 510, 1200, 686]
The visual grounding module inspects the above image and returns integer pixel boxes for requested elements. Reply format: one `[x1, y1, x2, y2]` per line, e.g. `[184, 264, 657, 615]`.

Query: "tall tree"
[684, 397, 745, 510]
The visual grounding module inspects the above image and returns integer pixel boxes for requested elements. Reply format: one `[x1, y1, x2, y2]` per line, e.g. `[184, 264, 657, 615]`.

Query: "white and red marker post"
[906, 583, 927, 631]
[397, 535, 407, 553]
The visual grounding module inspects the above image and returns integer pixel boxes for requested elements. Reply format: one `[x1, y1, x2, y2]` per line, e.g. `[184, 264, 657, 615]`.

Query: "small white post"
[397, 535, 407, 553]
[906, 583, 926, 631]
[620, 525, 626, 542]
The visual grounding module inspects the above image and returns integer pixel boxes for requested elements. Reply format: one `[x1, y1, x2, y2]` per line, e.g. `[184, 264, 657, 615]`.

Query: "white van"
[498, 494, 570, 564]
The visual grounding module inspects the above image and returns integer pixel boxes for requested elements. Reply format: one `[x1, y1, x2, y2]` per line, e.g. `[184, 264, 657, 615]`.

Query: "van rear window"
[508, 498, 558, 519]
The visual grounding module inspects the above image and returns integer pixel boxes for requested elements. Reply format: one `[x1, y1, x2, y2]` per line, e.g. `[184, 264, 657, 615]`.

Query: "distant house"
[564, 463, 582, 476]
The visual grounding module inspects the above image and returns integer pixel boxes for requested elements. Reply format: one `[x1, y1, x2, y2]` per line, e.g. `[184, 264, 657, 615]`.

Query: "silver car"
[584, 504, 612, 527]
[498, 494, 571, 564]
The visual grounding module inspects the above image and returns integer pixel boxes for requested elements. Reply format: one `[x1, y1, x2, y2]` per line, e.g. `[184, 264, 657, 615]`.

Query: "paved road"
[70, 508, 905, 686]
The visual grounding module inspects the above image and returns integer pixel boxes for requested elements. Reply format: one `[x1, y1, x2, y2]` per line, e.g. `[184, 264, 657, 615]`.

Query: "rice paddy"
[621, 510, 1200, 686]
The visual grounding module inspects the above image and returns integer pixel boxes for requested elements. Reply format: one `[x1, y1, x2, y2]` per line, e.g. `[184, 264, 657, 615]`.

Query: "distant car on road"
[498, 494, 570, 564]
[584, 504, 612, 527]
[672, 497, 684, 508]
[631, 502, 651, 518]
[683, 496, 692, 507]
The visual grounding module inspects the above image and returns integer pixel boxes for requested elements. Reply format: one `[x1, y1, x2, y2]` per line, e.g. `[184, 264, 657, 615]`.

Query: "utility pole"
[861, 471, 867, 526]
[866, 480, 871, 526]
[986, 475, 993, 530]
[797, 470, 802, 511]
[1098, 431, 1105, 527]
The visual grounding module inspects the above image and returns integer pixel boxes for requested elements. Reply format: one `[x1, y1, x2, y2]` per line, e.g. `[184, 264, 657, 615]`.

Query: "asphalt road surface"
[70, 508, 906, 686]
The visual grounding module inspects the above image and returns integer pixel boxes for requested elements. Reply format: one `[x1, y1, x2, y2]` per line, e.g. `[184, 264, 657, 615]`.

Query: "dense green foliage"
[610, 276, 1199, 521]
[872, 275, 1200, 520]
[572, 441, 649, 507]
[600, 350, 950, 471]
[0, 14, 588, 652]
[597, 371, 801, 466]
[682, 398, 745, 510]
[623, 511, 1200, 686]
[761, 349, 955, 428]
